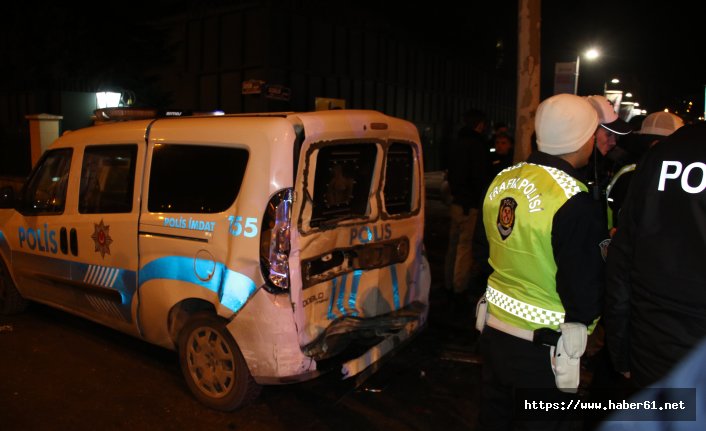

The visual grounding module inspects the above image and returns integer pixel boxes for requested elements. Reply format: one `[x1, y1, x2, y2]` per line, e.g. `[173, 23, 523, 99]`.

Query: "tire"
[0, 258, 27, 315]
[177, 313, 261, 411]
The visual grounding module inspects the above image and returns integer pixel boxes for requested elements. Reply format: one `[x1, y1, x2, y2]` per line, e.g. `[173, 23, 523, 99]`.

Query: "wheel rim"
[185, 326, 236, 399]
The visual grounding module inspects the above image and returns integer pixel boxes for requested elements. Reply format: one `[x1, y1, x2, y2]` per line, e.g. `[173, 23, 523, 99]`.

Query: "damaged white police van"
[0, 108, 431, 410]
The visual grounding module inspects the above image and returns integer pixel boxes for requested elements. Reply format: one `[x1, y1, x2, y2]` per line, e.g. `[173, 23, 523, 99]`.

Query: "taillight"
[260, 188, 293, 293]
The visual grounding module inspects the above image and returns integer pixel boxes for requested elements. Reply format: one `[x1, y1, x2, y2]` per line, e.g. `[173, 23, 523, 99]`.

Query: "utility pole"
[515, 0, 541, 163]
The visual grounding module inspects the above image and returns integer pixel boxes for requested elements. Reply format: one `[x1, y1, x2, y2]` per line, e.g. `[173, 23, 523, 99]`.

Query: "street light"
[553, 47, 600, 95]
[604, 78, 620, 95]
[574, 48, 600, 94]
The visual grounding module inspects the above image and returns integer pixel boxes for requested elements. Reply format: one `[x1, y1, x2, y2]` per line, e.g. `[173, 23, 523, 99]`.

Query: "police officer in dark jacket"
[605, 122, 706, 388]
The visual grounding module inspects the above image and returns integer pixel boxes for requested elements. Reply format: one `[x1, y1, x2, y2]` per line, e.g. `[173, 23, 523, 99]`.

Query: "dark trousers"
[477, 326, 579, 431]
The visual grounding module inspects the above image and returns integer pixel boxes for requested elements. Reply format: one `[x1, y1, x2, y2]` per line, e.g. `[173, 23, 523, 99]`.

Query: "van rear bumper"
[254, 301, 427, 385]
[304, 301, 426, 361]
[339, 311, 425, 380]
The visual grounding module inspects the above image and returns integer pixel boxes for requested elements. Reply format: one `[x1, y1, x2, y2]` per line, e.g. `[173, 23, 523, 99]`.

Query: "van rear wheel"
[177, 313, 261, 411]
[0, 259, 27, 315]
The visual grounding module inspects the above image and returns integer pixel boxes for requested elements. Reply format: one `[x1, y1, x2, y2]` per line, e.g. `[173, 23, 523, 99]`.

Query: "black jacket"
[473, 151, 607, 326]
[605, 123, 706, 387]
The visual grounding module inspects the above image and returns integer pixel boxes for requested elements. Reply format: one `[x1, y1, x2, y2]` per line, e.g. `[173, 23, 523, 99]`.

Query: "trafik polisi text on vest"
[487, 176, 543, 212]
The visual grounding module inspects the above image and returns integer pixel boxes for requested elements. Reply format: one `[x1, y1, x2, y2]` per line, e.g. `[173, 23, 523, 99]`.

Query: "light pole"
[574, 55, 580, 95]
[605, 79, 623, 115]
[553, 47, 600, 96]
[604, 78, 620, 96]
[574, 48, 600, 95]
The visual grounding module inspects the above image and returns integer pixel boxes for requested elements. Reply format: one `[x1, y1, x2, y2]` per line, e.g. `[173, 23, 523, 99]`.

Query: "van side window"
[384, 143, 415, 215]
[20, 148, 73, 215]
[79, 145, 137, 214]
[148, 144, 249, 213]
[310, 143, 376, 227]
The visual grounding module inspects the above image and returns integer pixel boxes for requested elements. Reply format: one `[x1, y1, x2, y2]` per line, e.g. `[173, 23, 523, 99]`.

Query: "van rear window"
[310, 143, 376, 228]
[148, 144, 248, 213]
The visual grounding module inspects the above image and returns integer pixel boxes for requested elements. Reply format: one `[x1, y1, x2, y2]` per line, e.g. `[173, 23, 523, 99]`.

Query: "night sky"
[345, 0, 704, 115]
[372, 0, 705, 115]
[540, 0, 704, 115]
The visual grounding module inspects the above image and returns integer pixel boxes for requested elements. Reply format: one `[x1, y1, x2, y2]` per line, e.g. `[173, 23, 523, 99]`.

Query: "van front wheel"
[177, 313, 260, 411]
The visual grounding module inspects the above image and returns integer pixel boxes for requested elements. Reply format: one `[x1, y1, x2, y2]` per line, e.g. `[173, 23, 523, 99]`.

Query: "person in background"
[614, 114, 647, 163]
[489, 132, 514, 178]
[444, 109, 490, 311]
[585, 95, 633, 204]
[604, 122, 706, 390]
[606, 111, 684, 231]
[638, 111, 685, 147]
[488, 122, 510, 150]
[492, 122, 509, 136]
[582, 100, 634, 400]
[473, 94, 606, 430]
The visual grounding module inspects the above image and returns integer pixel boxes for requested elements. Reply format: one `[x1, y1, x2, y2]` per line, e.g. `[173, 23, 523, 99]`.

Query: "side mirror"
[0, 186, 16, 209]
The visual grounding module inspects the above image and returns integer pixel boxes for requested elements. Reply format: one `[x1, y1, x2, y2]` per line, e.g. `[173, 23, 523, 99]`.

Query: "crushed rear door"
[287, 110, 430, 368]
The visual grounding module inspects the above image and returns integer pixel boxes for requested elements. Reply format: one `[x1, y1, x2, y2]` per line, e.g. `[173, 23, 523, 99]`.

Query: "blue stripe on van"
[336, 273, 348, 316]
[347, 270, 362, 317]
[326, 267, 403, 320]
[390, 265, 400, 311]
[138, 256, 256, 313]
[6, 249, 137, 322]
[327, 276, 339, 320]
[8, 250, 137, 302]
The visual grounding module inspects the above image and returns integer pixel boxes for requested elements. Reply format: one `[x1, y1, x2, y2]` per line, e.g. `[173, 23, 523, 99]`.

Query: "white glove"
[551, 322, 587, 393]
[475, 296, 488, 332]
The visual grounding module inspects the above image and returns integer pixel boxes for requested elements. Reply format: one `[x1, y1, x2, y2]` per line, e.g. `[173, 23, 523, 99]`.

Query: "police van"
[0, 109, 431, 410]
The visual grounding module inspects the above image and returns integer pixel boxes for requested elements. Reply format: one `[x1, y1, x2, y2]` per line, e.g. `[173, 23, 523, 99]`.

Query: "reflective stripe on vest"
[486, 285, 565, 326]
[540, 165, 583, 199]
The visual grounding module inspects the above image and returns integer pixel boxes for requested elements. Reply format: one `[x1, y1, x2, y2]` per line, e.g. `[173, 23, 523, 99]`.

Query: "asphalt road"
[0, 185, 483, 431]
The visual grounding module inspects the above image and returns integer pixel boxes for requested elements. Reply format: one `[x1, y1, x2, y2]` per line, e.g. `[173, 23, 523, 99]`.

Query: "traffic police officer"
[474, 93, 607, 430]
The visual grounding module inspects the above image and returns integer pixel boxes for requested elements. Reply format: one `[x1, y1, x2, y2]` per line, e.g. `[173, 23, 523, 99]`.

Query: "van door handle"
[70, 228, 78, 256]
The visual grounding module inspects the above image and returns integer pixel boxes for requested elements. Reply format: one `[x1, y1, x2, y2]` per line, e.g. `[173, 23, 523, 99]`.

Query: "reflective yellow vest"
[482, 162, 591, 332]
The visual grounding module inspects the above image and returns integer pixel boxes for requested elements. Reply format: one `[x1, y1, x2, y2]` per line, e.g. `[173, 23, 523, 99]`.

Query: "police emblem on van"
[497, 197, 517, 240]
[91, 220, 113, 258]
